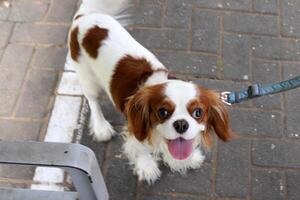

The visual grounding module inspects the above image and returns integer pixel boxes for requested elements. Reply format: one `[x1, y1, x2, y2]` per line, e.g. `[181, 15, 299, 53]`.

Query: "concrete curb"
[31, 56, 87, 191]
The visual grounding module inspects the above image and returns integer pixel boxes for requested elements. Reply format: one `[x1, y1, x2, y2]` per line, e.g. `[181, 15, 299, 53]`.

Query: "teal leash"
[221, 76, 300, 105]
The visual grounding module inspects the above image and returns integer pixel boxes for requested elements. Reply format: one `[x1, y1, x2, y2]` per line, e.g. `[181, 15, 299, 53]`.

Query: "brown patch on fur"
[82, 25, 108, 59]
[125, 83, 170, 141]
[196, 86, 233, 148]
[74, 14, 84, 20]
[69, 26, 80, 62]
[110, 55, 167, 112]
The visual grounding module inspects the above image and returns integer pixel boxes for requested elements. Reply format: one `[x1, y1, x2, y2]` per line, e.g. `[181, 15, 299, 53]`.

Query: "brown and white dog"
[68, 0, 233, 184]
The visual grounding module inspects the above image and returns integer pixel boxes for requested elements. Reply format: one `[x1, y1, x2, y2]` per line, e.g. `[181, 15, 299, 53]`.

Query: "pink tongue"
[167, 138, 193, 160]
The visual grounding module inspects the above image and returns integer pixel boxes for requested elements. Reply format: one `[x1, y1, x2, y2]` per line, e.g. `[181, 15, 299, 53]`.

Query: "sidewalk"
[0, 0, 79, 188]
[80, 0, 300, 200]
[0, 0, 299, 200]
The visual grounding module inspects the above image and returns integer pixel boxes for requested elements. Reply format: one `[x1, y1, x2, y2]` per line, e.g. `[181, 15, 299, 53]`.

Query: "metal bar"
[0, 188, 78, 200]
[0, 141, 109, 200]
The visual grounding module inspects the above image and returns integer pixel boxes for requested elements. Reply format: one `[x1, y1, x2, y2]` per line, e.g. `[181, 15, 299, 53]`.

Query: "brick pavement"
[80, 0, 300, 199]
[0, 0, 78, 188]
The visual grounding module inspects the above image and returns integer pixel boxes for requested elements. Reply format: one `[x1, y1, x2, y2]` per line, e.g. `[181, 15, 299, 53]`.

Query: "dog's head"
[125, 80, 233, 160]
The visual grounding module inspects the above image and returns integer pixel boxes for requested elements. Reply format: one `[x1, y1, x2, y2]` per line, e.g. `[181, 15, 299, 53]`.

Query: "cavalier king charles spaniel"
[68, 0, 233, 184]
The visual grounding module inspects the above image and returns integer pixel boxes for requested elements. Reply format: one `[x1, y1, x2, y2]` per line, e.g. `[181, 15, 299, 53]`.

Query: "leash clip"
[220, 91, 232, 106]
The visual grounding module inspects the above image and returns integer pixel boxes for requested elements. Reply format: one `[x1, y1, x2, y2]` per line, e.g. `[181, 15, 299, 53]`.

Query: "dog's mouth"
[167, 138, 193, 160]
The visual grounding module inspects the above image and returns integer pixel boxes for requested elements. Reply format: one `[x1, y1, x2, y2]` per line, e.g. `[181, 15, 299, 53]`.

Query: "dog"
[68, 0, 233, 184]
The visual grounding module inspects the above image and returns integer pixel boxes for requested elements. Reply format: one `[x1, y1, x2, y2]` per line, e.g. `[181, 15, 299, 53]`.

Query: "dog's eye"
[158, 108, 169, 119]
[192, 108, 202, 119]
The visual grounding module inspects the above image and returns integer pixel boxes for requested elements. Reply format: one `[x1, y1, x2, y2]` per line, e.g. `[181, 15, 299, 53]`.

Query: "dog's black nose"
[173, 119, 189, 134]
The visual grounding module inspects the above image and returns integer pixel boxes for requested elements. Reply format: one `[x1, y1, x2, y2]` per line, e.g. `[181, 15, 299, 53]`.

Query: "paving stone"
[0, 119, 41, 141]
[251, 169, 284, 200]
[46, 0, 77, 23]
[108, 133, 126, 159]
[105, 158, 137, 200]
[130, 28, 188, 50]
[15, 69, 57, 118]
[222, 34, 250, 80]
[158, 51, 218, 78]
[81, 128, 108, 168]
[139, 194, 204, 200]
[57, 72, 82, 95]
[0, 44, 33, 116]
[252, 60, 282, 110]
[252, 140, 300, 168]
[253, 0, 278, 14]
[0, 2, 10, 20]
[32, 47, 67, 70]
[9, 1, 48, 22]
[191, 10, 219, 53]
[229, 108, 283, 138]
[0, 21, 13, 49]
[281, 0, 300, 37]
[216, 139, 250, 198]
[134, 3, 162, 27]
[286, 171, 300, 200]
[283, 64, 300, 138]
[196, 0, 252, 11]
[139, 0, 165, 4]
[251, 37, 300, 61]
[164, 0, 193, 29]
[11, 23, 69, 45]
[224, 13, 278, 35]
[141, 163, 211, 195]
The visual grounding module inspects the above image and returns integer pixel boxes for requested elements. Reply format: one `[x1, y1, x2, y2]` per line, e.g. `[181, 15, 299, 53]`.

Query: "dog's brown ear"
[125, 90, 152, 141]
[201, 89, 233, 147]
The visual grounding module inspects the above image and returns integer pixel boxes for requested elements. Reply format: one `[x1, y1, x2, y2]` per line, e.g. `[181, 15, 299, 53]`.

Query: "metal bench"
[0, 141, 108, 200]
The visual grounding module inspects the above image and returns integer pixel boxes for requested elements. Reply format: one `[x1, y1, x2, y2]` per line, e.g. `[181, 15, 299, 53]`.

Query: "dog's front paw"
[134, 156, 161, 184]
[89, 119, 116, 142]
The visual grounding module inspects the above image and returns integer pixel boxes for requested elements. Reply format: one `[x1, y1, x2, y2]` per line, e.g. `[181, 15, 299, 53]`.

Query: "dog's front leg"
[123, 136, 161, 184]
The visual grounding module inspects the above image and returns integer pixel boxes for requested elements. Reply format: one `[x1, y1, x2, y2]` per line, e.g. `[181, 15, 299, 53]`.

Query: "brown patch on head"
[69, 26, 80, 62]
[125, 83, 173, 141]
[82, 25, 108, 59]
[196, 86, 233, 148]
[110, 55, 167, 112]
[74, 14, 84, 20]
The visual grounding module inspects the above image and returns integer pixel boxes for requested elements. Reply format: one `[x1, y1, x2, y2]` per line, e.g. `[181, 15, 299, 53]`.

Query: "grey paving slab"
[134, 3, 162, 27]
[229, 108, 283, 138]
[253, 0, 278, 14]
[222, 34, 251, 80]
[15, 69, 57, 118]
[46, 0, 78, 23]
[281, 0, 300, 37]
[130, 28, 188, 50]
[251, 169, 284, 200]
[157, 51, 218, 78]
[9, 1, 48, 22]
[252, 140, 300, 168]
[191, 10, 219, 53]
[216, 139, 250, 198]
[224, 13, 278, 35]
[0, 21, 13, 49]
[286, 171, 300, 200]
[11, 23, 69, 45]
[32, 47, 68, 70]
[196, 0, 252, 11]
[164, 0, 193, 29]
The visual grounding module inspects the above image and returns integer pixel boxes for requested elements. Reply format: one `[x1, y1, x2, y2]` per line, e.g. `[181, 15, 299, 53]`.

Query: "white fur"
[69, 0, 206, 184]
